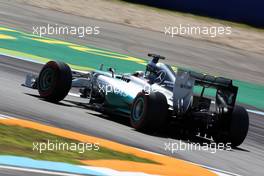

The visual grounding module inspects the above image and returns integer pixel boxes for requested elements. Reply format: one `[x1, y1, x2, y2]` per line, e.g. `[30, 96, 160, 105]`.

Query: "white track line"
[191, 163, 241, 176]
[80, 166, 158, 176]
[0, 165, 83, 176]
[0, 114, 12, 119]
[138, 148, 239, 176]
[0, 53, 90, 74]
[246, 109, 264, 116]
[211, 101, 264, 116]
[1, 53, 44, 65]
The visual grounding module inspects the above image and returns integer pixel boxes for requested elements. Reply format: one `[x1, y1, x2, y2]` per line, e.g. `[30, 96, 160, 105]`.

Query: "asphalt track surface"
[0, 1, 264, 176]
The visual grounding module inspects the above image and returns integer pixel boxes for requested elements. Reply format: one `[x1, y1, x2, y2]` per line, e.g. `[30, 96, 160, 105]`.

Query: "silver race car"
[23, 53, 249, 147]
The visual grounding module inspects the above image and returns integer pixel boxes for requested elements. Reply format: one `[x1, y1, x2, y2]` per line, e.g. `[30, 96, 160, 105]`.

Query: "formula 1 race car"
[23, 54, 249, 147]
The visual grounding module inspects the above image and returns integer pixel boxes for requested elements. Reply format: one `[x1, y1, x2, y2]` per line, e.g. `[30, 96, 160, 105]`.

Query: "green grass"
[0, 124, 157, 165]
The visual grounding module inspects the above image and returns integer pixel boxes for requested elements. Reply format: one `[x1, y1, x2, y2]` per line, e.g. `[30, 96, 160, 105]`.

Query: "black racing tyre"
[37, 61, 72, 102]
[213, 105, 249, 147]
[130, 91, 168, 131]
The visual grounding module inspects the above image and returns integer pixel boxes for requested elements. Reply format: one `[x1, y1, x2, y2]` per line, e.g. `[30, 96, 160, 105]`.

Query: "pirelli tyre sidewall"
[130, 91, 168, 132]
[38, 61, 72, 102]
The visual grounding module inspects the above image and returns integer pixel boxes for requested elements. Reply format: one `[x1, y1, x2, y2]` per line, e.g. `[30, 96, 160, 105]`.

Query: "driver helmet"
[146, 61, 162, 84]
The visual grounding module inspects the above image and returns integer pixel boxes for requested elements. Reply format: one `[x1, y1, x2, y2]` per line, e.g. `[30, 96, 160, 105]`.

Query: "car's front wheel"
[38, 61, 72, 102]
[130, 91, 168, 132]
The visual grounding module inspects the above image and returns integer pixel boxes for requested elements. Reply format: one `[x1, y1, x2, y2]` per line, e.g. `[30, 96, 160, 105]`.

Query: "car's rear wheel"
[38, 61, 72, 102]
[130, 91, 168, 131]
[213, 105, 249, 147]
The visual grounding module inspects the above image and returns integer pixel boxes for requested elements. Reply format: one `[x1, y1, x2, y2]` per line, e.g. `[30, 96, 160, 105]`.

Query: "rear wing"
[179, 69, 238, 114]
[189, 71, 234, 89]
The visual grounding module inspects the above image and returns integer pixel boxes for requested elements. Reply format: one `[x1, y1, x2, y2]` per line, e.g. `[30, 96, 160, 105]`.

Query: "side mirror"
[108, 67, 115, 77]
